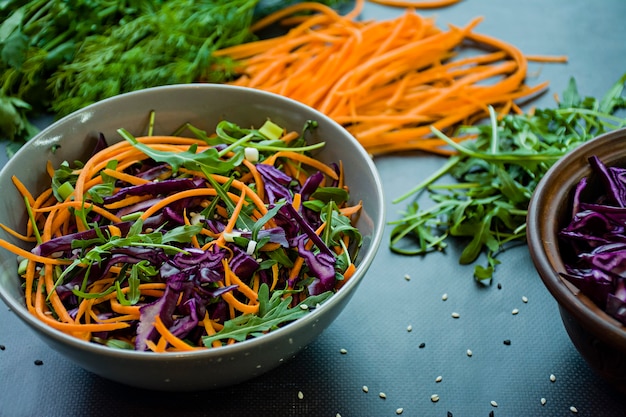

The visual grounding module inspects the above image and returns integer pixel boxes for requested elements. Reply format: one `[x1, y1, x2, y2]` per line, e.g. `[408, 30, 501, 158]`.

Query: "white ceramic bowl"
[0, 84, 385, 391]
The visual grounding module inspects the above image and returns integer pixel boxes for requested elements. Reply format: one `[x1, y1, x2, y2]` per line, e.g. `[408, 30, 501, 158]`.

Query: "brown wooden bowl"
[527, 128, 626, 393]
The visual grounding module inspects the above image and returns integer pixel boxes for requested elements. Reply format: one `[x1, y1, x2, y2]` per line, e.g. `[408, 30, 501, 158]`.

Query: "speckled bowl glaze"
[527, 128, 626, 393]
[0, 84, 385, 391]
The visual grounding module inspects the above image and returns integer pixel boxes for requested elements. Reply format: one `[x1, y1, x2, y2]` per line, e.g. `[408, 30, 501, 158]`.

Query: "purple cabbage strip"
[282, 202, 334, 257]
[588, 155, 626, 207]
[32, 222, 133, 257]
[242, 227, 289, 248]
[300, 171, 324, 201]
[292, 234, 337, 295]
[256, 163, 297, 204]
[559, 155, 626, 325]
[136, 285, 179, 351]
[132, 163, 172, 181]
[102, 178, 205, 204]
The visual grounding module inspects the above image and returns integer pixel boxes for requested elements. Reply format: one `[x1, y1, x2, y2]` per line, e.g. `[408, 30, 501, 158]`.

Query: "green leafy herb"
[118, 128, 245, 174]
[0, 0, 347, 150]
[389, 74, 626, 283]
[213, 119, 325, 153]
[52, 219, 198, 300]
[202, 284, 332, 345]
[0, 93, 39, 148]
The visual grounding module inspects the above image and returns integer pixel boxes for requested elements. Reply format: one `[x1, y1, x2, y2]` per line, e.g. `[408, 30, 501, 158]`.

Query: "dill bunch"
[49, 0, 261, 116]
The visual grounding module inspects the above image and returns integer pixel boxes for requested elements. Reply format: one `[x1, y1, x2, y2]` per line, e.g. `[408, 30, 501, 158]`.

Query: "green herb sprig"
[389, 74, 626, 282]
[202, 284, 332, 346]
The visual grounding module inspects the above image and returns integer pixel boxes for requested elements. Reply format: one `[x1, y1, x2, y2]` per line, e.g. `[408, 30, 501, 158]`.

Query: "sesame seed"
[396, 408, 404, 415]
[466, 349, 473, 357]
[404, 274, 411, 281]
[442, 293, 448, 301]
[297, 391, 304, 400]
[497, 282, 502, 289]
[336, 414, 341, 417]
[522, 296, 528, 303]
[34, 359, 43, 366]
[550, 374, 556, 382]
[407, 325, 413, 332]
[447, 412, 453, 417]
[512, 308, 519, 315]
[299, 304, 309, 310]
[419, 342, 426, 348]
[362, 385, 369, 393]
[339, 348, 348, 354]
[451, 312, 460, 318]
[540, 398, 547, 405]
[570, 406, 578, 413]
[379, 392, 387, 399]
[430, 394, 440, 402]
[490, 400, 498, 407]
[0, 345, 5, 351]
[503, 339, 511, 345]
[435, 375, 443, 383]
[489, 411, 494, 417]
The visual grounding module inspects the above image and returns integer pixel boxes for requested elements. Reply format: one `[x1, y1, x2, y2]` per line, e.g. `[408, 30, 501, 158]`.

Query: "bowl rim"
[527, 127, 626, 349]
[0, 83, 387, 360]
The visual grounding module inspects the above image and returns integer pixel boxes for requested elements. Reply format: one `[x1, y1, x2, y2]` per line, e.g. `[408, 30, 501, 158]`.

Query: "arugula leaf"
[202, 284, 333, 345]
[310, 187, 349, 206]
[204, 173, 257, 231]
[116, 261, 157, 306]
[251, 200, 286, 241]
[119, 128, 245, 174]
[49, 219, 193, 299]
[390, 73, 626, 282]
[320, 202, 363, 249]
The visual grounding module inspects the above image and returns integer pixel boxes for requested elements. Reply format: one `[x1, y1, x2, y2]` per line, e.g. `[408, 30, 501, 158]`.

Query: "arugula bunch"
[389, 73, 626, 282]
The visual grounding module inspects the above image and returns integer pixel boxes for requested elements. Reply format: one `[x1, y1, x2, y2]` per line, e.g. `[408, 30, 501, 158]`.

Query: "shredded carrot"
[101, 168, 151, 186]
[216, 2, 564, 156]
[11, 175, 35, 207]
[337, 263, 356, 289]
[525, 54, 569, 63]
[202, 312, 222, 348]
[153, 316, 199, 351]
[263, 151, 339, 180]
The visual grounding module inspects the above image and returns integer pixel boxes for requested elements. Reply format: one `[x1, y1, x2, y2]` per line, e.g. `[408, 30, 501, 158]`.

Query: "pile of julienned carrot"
[214, 0, 566, 156]
[368, 0, 462, 8]
[0, 119, 363, 352]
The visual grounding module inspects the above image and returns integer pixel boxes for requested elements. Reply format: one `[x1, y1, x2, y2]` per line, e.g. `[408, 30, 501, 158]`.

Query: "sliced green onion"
[258, 119, 284, 140]
[57, 181, 75, 201]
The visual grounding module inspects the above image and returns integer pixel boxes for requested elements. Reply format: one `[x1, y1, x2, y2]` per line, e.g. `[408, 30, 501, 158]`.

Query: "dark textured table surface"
[1, 1, 626, 416]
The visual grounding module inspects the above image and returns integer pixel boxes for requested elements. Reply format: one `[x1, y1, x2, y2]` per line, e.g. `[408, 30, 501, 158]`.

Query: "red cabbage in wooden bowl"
[527, 127, 626, 393]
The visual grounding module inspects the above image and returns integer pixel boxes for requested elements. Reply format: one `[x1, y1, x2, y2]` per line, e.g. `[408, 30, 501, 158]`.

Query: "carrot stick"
[202, 312, 222, 348]
[263, 151, 339, 180]
[153, 315, 198, 352]
[101, 168, 151, 186]
[222, 259, 259, 307]
[0, 239, 71, 265]
[215, 190, 247, 247]
[0, 223, 37, 242]
[525, 54, 569, 63]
